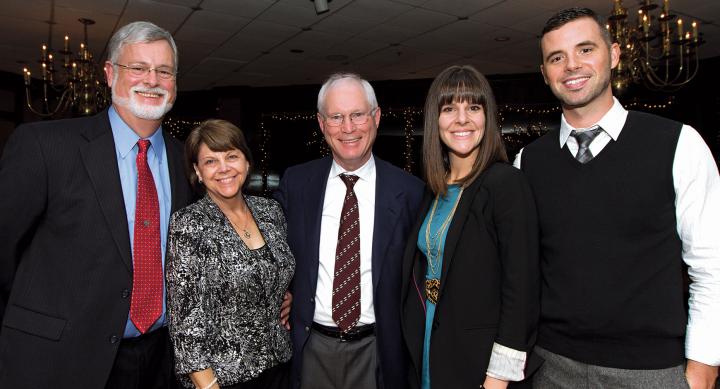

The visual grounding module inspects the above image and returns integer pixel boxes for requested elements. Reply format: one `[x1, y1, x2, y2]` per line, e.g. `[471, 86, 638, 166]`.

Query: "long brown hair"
[422, 65, 507, 196]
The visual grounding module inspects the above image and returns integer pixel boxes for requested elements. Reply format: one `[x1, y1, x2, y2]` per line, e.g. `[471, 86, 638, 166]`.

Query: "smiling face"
[193, 143, 250, 204]
[104, 40, 176, 135]
[540, 17, 619, 117]
[318, 79, 379, 171]
[438, 100, 485, 164]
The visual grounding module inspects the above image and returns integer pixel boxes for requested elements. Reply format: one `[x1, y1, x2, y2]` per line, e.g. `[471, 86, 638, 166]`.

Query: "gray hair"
[317, 72, 378, 114]
[107, 21, 178, 70]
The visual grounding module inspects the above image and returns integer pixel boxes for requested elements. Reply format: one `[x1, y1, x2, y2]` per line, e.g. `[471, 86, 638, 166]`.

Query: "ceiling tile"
[356, 24, 418, 44]
[418, 0, 503, 17]
[184, 10, 252, 32]
[385, 7, 456, 33]
[335, 0, 413, 24]
[313, 14, 378, 35]
[257, 2, 327, 28]
[173, 25, 236, 44]
[200, 0, 276, 19]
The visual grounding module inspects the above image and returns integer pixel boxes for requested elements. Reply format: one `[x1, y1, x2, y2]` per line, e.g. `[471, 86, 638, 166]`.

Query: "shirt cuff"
[686, 321, 720, 366]
[485, 342, 527, 381]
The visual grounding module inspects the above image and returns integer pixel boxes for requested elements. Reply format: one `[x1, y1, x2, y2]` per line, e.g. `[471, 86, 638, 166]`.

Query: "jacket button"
[310, 297, 314, 303]
[121, 289, 130, 299]
[305, 326, 310, 332]
[109, 335, 119, 344]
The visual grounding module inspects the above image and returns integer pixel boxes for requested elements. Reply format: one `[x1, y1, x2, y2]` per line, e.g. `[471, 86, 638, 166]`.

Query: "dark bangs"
[434, 70, 489, 110]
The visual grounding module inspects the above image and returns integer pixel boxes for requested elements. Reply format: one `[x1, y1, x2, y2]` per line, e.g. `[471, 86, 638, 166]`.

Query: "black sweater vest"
[522, 111, 685, 369]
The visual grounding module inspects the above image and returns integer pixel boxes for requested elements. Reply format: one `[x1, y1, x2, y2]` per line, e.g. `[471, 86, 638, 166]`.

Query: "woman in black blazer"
[400, 65, 540, 389]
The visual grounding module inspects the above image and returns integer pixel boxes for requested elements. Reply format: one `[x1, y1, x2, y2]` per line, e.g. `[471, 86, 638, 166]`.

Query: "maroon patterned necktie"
[332, 174, 361, 332]
[129, 139, 163, 334]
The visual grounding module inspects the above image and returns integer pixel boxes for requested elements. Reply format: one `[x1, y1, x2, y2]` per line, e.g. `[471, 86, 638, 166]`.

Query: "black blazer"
[0, 110, 194, 388]
[274, 156, 424, 389]
[400, 163, 540, 389]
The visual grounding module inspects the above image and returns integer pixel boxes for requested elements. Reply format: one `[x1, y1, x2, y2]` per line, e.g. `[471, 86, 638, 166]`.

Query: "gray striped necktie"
[570, 127, 603, 163]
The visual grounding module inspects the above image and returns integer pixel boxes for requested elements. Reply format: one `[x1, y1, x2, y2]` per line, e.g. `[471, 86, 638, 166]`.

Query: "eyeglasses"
[322, 109, 376, 127]
[114, 63, 177, 80]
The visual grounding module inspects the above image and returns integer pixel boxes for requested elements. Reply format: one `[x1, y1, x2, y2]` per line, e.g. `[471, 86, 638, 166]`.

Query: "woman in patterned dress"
[166, 119, 294, 389]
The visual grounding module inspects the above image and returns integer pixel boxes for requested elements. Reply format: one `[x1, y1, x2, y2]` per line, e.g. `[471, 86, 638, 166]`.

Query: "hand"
[686, 359, 718, 389]
[482, 376, 509, 389]
[280, 290, 293, 330]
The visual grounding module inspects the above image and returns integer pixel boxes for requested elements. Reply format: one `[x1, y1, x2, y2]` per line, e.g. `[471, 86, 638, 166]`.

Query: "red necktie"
[332, 174, 361, 331]
[129, 139, 163, 334]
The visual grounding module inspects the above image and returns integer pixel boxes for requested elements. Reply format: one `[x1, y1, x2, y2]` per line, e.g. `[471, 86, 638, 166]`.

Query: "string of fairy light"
[162, 97, 675, 191]
[163, 116, 200, 139]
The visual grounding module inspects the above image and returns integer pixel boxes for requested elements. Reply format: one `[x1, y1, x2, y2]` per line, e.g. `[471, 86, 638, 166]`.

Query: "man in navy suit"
[275, 73, 424, 389]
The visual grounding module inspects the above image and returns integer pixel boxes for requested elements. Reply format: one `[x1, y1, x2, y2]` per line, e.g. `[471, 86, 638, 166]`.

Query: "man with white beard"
[0, 21, 194, 389]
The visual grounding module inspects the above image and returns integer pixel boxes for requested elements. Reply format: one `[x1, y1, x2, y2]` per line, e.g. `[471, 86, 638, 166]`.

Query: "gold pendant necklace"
[424, 186, 463, 305]
[228, 213, 252, 240]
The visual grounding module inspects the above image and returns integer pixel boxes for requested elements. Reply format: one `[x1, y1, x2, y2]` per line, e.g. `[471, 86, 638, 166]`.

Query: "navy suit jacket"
[0, 110, 193, 388]
[274, 156, 424, 389]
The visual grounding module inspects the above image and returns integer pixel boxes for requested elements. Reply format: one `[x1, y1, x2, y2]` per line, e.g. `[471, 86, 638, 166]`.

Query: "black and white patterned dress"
[166, 194, 295, 388]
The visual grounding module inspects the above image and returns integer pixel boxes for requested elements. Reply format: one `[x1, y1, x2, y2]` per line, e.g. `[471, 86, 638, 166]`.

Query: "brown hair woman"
[400, 65, 540, 389]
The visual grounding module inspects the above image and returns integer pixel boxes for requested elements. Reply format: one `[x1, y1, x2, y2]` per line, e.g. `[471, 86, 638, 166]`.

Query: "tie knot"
[137, 139, 151, 154]
[339, 174, 359, 189]
[570, 127, 603, 148]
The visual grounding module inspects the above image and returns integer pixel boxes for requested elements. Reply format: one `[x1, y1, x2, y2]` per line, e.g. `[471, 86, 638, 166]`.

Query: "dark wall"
[170, 61, 718, 176]
[5, 56, 719, 173]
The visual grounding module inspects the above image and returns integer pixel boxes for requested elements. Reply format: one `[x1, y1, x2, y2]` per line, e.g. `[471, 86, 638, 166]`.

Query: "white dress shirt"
[314, 156, 377, 327]
[514, 98, 720, 366]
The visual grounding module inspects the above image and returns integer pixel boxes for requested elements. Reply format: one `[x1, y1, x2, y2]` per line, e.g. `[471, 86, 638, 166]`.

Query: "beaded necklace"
[424, 186, 463, 304]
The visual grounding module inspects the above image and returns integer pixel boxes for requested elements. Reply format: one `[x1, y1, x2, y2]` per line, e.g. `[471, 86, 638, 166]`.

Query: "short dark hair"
[422, 65, 507, 196]
[540, 7, 612, 59]
[185, 119, 254, 192]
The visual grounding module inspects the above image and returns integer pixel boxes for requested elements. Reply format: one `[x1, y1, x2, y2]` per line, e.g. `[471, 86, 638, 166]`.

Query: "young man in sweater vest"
[514, 7, 720, 389]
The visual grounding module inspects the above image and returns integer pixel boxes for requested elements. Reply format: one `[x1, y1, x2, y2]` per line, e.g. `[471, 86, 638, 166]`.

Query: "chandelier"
[22, 15, 109, 118]
[607, 0, 704, 93]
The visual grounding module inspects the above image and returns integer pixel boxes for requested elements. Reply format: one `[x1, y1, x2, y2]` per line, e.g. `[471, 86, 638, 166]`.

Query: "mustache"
[130, 86, 168, 95]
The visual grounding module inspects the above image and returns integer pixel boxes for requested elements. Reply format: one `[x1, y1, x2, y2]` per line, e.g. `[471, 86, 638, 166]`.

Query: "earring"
[198, 177, 203, 183]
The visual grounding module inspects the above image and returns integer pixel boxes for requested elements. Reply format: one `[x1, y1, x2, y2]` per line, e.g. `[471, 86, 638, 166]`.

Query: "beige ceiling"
[3, 0, 719, 91]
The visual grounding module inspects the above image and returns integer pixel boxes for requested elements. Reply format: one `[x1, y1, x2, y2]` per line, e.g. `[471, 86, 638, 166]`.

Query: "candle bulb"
[25, 70, 31, 86]
[692, 21, 698, 43]
[677, 19, 683, 40]
[663, 0, 669, 15]
[72, 62, 77, 78]
[41, 44, 47, 61]
[64, 35, 69, 52]
[643, 15, 649, 34]
[42, 62, 47, 80]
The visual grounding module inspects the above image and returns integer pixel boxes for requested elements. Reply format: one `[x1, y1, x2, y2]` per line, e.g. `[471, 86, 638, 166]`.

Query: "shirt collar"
[109, 105, 165, 162]
[558, 97, 628, 147]
[329, 154, 376, 182]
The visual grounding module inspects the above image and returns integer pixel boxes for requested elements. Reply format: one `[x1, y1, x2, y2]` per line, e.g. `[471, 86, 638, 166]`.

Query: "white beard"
[112, 84, 174, 120]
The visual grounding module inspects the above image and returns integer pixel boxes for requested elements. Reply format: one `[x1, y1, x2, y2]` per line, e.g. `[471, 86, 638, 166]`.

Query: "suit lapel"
[163, 132, 187, 214]
[305, 157, 332, 291]
[400, 189, 432, 302]
[79, 111, 133, 272]
[371, 159, 404, 292]
[438, 174, 486, 298]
